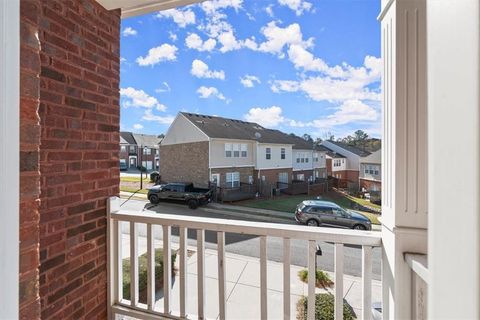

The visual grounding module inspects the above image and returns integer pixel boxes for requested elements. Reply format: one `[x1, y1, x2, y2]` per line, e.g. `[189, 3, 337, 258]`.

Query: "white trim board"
[0, 0, 20, 318]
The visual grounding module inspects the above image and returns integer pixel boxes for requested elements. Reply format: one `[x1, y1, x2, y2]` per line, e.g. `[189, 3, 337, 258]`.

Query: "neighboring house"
[321, 140, 371, 186]
[287, 135, 327, 182]
[160, 112, 294, 188]
[132, 133, 161, 171]
[119, 131, 162, 170]
[120, 131, 138, 168]
[359, 149, 381, 192]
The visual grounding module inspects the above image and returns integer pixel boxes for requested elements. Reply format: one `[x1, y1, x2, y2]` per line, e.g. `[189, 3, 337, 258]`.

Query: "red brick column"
[19, 1, 42, 319]
[36, 1, 120, 318]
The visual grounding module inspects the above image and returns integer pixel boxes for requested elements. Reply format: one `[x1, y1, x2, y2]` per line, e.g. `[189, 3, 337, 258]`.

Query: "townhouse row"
[119, 131, 162, 171]
[158, 112, 381, 194]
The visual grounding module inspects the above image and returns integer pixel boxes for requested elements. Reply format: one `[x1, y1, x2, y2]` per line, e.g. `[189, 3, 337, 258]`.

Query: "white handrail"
[107, 197, 382, 320]
[111, 210, 382, 246]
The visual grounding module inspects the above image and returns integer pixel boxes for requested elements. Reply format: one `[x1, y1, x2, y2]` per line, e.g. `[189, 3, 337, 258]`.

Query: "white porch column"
[427, 1, 480, 318]
[378, 0, 428, 318]
[0, 0, 20, 318]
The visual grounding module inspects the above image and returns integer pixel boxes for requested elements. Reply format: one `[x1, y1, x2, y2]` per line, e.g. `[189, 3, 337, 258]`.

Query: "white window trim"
[226, 172, 240, 188]
[0, 0, 19, 317]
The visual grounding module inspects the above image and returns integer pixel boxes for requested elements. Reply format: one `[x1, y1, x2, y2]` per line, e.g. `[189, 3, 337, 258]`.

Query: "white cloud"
[240, 75, 261, 88]
[120, 87, 166, 111]
[122, 27, 137, 37]
[185, 33, 217, 52]
[142, 109, 175, 125]
[136, 44, 178, 66]
[287, 44, 328, 72]
[278, 0, 313, 16]
[200, 0, 243, 15]
[156, 8, 195, 28]
[311, 100, 378, 128]
[168, 32, 178, 42]
[155, 82, 171, 93]
[244, 106, 285, 128]
[271, 55, 382, 102]
[196, 86, 227, 101]
[133, 123, 144, 130]
[265, 5, 274, 17]
[257, 21, 312, 57]
[190, 59, 225, 80]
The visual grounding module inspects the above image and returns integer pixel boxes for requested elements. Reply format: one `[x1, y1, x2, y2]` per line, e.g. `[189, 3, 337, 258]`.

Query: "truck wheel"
[149, 194, 159, 204]
[188, 199, 198, 209]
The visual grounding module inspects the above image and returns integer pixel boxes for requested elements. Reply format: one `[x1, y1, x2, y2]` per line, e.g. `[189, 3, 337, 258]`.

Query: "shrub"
[296, 293, 356, 320]
[298, 269, 334, 288]
[122, 248, 177, 303]
[137, 165, 147, 172]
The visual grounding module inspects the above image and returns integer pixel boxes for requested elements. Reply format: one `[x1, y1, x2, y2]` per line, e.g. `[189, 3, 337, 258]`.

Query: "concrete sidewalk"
[121, 233, 381, 319]
[154, 247, 381, 319]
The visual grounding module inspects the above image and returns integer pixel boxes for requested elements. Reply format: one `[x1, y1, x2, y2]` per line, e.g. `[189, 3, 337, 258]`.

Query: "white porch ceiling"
[96, 0, 203, 18]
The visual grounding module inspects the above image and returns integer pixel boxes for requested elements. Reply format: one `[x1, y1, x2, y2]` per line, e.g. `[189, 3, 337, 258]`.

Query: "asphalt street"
[119, 198, 382, 280]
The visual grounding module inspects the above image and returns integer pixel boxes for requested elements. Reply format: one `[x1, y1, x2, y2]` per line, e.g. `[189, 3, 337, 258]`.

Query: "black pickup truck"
[147, 182, 213, 209]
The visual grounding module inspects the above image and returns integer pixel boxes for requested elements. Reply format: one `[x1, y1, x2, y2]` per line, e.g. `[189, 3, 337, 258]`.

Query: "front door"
[211, 173, 220, 186]
[129, 157, 137, 168]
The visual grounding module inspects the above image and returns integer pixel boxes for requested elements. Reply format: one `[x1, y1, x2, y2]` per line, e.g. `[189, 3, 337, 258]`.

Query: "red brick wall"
[19, 0, 42, 318]
[35, 1, 120, 319]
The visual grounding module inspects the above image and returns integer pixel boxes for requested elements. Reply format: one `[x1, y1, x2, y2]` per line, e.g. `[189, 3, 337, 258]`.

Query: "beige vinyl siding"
[209, 139, 255, 168]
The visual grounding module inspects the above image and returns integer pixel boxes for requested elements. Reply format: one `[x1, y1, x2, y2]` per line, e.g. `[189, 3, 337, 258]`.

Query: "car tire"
[149, 194, 159, 204]
[353, 224, 366, 230]
[306, 219, 319, 227]
[188, 199, 198, 209]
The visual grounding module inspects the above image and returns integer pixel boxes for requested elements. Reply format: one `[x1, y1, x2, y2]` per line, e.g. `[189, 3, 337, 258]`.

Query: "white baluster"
[308, 240, 316, 319]
[163, 225, 171, 314]
[260, 236, 268, 320]
[335, 243, 344, 320]
[362, 246, 372, 320]
[130, 222, 138, 307]
[283, 238, 291, 320]
[218, 231, 226, 320]
[197, 229, 205, 319]
[179, 227, 188, 318]
[147, 224, 155, 310]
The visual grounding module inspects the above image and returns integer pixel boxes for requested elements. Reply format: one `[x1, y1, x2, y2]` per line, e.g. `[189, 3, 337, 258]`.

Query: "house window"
[374, 166, 379, 175]
[296, 158, 300, 163]
[121, 145, 126, 152]
[225, 143, 232, 157]
[297, 174, 305, 181]
[281, 148, 286, 159]
[248, 175, 253, 184]
[143, 148, 151, 155]
[233, 143, 240, 157]
[313, 153, 318, 162]
[278, 172, 288, 183]
[226, 172, 240, 188]
[241, 144, 248, 157]
[334, 159, 342, 167]
[266, 147, 271, 160]
[305, 158, 309, 163]
[365, 166, 369, 174]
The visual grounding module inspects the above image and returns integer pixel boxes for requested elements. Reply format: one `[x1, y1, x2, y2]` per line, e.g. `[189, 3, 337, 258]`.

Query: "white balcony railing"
[107, 197, 382, 320]
[405, 253, 428, 320]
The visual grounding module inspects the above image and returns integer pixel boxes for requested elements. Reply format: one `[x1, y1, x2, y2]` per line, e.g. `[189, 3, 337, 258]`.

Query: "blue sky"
[120, 0, 381, 139]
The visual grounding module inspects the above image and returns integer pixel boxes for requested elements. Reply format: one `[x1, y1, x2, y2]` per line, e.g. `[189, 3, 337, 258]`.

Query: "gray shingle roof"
[181, 112, 294, 145]
[319, 144, 347, 158]
[120, 131, 136, 145]
[326, 141, 371, 157]
[132, 133, 162, 148]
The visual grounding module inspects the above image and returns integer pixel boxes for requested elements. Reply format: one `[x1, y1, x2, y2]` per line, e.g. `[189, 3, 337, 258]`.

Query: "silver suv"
[295, 200, 372, 230]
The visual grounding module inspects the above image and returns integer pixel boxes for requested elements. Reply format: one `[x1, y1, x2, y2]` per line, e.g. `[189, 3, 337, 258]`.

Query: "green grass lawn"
[120, 186, 149, 194]
[120, 176, 150, 183]
[237, 192, 381, 225]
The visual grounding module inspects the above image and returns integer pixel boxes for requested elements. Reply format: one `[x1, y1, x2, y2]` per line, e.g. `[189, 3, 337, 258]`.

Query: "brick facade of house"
[160, 141, 210, 187]
[19, 0, 120, 319]
[255, 168, 293, 185]
[19, 0, 42, 318]
[210, 167, 255, 187]
[359, 178, 381, 192]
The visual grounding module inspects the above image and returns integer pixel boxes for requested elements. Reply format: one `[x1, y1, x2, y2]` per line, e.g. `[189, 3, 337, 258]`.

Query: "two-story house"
[286, 135, 327, 182]
[321, 140, 371, 187]
[359, 149, 381, 192]
[160, 112, 294, 188]
[119, 131, 162, 170]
